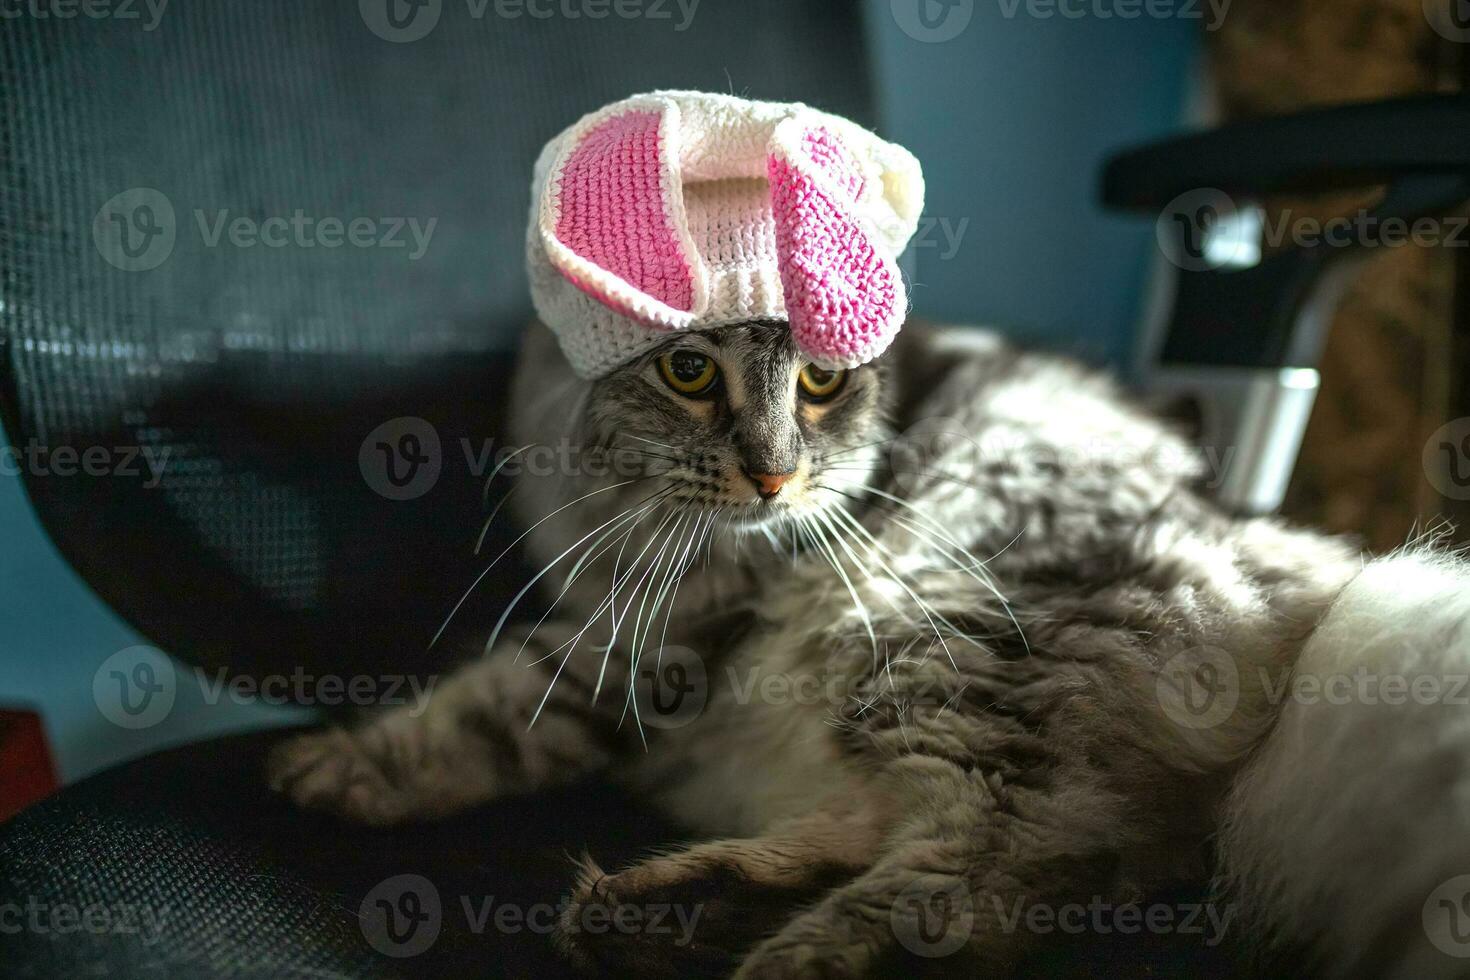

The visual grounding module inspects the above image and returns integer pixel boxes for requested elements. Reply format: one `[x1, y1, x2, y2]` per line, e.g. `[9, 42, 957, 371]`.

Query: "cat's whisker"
[484, 484, 683, 662]
[482, 444, 535, 505]
[475, 485, 519, 555]
[821, 436, 894, 462]
[602, 505, 684, 667]
[635, 509, 711, 702]
[821, 462, 1002, 496]
[836, 485, 1029, 653]
[526, 498, 681, 722]
[618, 509, 696, 739]
[432, 476, 664, 650]
[516, 493, 672, 665]
[815, 502, 981, 670]
[590, 504, 685, 699]
[568, 510, 669, 701]
[815, 478, 1021, 610]
[827, 484, 1002, 578]
[618, 433, 682, 452]
[528, 498, 687, 730]
[627, 509, 696, 682]
[607, 443, 682, 465]
[824, 501, 994, 626]
[800, 509, 879, 663]
[657, 508, 719, 656]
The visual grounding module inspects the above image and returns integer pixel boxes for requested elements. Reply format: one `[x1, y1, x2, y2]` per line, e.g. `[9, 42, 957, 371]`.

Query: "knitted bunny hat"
[526, 91, 925, 378]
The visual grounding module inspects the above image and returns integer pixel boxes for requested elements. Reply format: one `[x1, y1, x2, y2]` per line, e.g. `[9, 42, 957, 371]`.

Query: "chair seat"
[0, 731, 1244, 978]
[0, 731, 680, 978]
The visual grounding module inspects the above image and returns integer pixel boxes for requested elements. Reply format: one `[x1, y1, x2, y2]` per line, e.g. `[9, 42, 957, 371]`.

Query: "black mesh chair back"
[0, 0, 875, 685]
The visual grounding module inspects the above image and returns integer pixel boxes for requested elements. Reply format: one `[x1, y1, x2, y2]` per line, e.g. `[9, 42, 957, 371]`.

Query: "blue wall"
[0, 443, 304, 782]
[866, 0, 1199, 364]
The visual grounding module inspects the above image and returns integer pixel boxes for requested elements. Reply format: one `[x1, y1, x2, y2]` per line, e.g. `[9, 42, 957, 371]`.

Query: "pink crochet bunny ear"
[768, 120, 909, 368]
[539, 98, 706, 331]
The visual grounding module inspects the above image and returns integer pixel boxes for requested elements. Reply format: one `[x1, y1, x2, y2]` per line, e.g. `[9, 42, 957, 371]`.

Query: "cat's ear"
[768, 118, 923, 368]
[537, 96, 708, 331]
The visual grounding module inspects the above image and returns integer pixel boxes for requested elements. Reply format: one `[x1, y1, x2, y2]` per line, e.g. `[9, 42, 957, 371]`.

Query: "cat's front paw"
[554, 855, 727, 979]
[553, 849, 840, 979]
[266, 727, 420, 827]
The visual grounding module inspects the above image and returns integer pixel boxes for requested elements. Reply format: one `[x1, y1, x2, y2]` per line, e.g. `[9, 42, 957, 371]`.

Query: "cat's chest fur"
[617, 586, 878, 838]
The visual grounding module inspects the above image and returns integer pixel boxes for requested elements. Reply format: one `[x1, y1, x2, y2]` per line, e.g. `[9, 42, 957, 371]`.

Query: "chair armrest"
[1102, 94, 1470, 209]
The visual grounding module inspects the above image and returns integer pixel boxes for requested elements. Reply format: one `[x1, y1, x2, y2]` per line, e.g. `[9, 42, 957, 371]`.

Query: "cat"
[269, 317, 1470, 977]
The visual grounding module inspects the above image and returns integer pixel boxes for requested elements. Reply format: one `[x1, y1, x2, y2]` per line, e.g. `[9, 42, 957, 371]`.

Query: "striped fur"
[270, 321, 1447, 977]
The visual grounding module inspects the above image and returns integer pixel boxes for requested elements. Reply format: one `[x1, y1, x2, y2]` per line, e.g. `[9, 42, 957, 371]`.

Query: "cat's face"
[584, 323, 886, 528]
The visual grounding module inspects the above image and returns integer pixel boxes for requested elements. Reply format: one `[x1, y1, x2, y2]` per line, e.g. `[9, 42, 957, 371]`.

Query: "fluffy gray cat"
[270, 319, 1470, 978]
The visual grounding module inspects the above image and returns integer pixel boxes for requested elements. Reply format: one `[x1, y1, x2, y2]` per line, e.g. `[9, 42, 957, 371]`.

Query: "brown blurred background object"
[1210, 0, 1470, 549]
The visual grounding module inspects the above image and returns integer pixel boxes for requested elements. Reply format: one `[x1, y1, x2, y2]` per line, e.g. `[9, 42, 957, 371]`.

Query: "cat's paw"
[732, 944, 858, 980]
[553, 855, 703, 978]
[554, 850, 841, 978]
[266, 727, 420, 827]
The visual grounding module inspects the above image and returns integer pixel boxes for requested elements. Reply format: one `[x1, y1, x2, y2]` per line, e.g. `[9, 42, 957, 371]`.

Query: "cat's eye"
[798, 364, 847, 401]
[657, 350, 719, 396]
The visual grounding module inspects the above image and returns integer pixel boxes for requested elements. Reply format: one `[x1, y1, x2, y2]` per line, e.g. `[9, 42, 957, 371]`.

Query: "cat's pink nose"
[746, 470, 793, 500]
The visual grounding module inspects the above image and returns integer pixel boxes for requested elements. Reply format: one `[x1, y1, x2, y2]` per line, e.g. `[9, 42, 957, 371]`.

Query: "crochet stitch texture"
[527, 91, 925, 378]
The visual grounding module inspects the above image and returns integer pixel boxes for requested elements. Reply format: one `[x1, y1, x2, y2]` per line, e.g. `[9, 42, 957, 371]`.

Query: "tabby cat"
[269, 318, 1468, 977]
